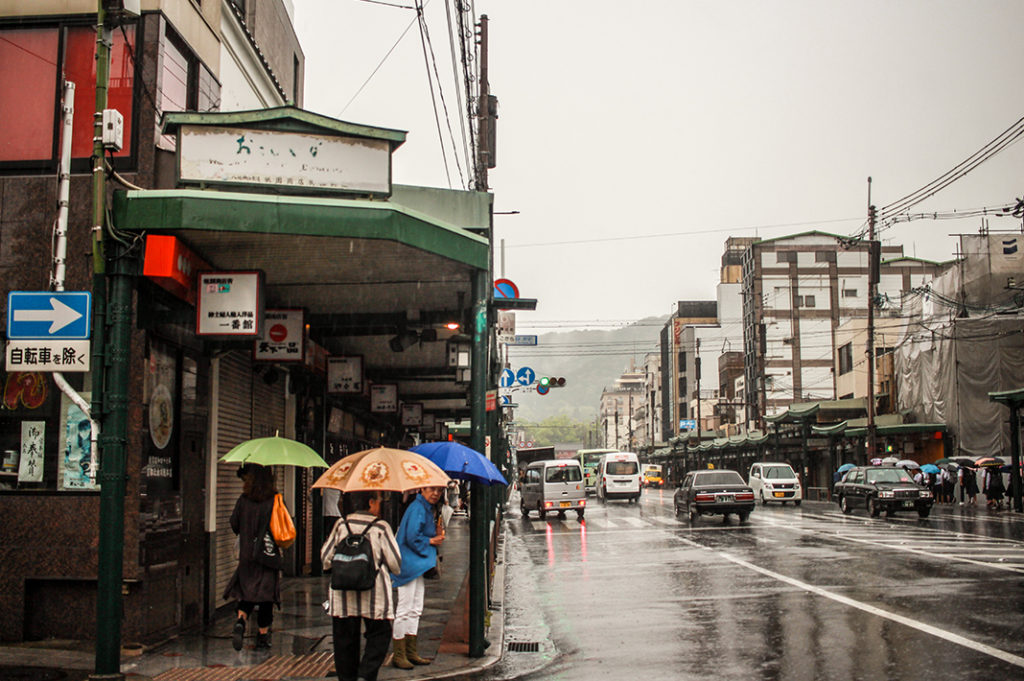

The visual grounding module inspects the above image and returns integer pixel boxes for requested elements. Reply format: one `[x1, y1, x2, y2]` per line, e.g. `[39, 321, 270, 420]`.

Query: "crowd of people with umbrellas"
[217, 434, 506, 680]
[835, 454, 1017, 509]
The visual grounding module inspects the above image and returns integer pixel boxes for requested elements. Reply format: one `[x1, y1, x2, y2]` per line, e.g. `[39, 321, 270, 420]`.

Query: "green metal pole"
[469, 269, 488, 657]
[90, 2, 124, 679]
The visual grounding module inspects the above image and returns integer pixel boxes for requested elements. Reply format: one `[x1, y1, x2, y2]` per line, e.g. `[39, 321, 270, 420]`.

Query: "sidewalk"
[0, 513, 504, 681]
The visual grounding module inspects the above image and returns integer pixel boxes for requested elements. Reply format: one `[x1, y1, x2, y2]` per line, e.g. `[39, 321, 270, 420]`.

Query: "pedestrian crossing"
[753, 511, 1024, 573]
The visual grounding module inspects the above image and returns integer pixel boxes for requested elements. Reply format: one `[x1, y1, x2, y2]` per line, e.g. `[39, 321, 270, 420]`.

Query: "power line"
[505, 217, 863, 249]
[878, 114, 1024, 219]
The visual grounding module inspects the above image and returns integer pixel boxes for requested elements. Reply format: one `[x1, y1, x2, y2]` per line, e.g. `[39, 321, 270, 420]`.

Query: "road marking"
[754, 515, 1024, 573]
[619, 517, 647, 527]
[718, 551, 1024, 669]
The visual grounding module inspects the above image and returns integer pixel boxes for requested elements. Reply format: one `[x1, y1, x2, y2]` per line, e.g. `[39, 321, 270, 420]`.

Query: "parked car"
[674, 469, 755, 523]
[747, 462, 802, 505]
[834, 465, 934, 518]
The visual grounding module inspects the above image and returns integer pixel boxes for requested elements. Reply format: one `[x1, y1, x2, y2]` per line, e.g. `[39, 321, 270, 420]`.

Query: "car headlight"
[879, 490, 894, 498]
[763, 482, 773, 489]
[920, 490, 933, 498]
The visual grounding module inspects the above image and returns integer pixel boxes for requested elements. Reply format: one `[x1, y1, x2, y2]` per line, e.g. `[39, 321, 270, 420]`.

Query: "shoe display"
[231, 617, 246, 651]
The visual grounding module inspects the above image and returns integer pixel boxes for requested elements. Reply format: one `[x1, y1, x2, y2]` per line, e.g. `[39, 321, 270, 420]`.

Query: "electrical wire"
[414, 0, 453, 187]
[339, 3, 424, 116]
[878, 114, 1024, 219]
[444, 0, 473, 184]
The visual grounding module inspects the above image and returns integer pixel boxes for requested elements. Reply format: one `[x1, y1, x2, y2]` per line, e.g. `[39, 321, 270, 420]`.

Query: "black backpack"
[330, 517, 380, 591]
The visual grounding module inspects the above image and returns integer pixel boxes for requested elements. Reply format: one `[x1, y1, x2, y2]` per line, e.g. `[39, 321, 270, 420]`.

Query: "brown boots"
[405, 634, 431, 665]
[392, 635, 432, 669]
[391, 637, 413, 669]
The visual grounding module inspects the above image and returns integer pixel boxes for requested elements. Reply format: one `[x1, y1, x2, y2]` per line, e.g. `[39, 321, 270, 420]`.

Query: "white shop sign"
[178, 125, 391, 195]
[197, 272, 262, 337]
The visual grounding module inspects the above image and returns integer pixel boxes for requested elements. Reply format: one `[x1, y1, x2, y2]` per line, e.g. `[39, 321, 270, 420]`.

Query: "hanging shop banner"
[255, 309, 305, 362]
[328, 356, 364, 394]
[17, 421, 44, 483]
[400, 402, 423, 427]
[196, 271, 263, 337]
[58, 393, 97, 491]
[370, 384, 398, 413]
[420, 413, 436, 434]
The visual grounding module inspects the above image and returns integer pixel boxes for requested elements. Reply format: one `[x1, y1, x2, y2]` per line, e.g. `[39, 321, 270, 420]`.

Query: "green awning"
[846, 423, 946, 437]
[990, 387, 1024, 405]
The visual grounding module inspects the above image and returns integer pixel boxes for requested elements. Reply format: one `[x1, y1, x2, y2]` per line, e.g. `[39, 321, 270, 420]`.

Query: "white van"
[596, 452, 642, 503]
[747, 462, 802, 505]
[520, 459, 587, 520]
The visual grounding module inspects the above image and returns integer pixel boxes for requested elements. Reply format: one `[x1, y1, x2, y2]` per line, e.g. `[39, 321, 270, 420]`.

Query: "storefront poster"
[58, 393, 97, 491]
[370, 384, 398, 413]
[327, 356, 363, 394]
[17, 421, 44, 483]
[400, 402, 423, 427]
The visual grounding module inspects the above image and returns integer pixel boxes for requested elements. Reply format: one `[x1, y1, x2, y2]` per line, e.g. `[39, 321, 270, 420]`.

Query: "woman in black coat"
[223, 464, 281, 650]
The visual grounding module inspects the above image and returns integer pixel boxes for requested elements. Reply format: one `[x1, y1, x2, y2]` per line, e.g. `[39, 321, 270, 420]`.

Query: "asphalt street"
[477, 490, 1024, 681]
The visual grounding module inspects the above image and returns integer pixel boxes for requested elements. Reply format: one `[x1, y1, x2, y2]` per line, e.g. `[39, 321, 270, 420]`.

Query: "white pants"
[393, 576, 425, 639]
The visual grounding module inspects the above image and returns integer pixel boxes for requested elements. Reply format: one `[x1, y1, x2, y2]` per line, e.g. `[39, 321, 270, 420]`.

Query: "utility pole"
[474, 15, 494, 192]
[866, 178, 879, 462]
[695, 339, 702, 448]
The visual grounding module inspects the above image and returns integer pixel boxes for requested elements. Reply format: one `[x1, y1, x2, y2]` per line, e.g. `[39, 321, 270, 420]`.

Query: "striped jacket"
[321, 511, 402, 620]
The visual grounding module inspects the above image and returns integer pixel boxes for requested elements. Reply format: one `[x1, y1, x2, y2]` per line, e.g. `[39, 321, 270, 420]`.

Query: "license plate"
[902, 500, 914, 508]
[718, 495, 734, 503]
[773, 492, 785, 498]
[560, 501, 572, 508]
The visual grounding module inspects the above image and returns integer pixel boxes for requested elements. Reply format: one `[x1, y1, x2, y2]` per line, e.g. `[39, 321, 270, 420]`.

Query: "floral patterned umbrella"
[312, 447, 450, 493]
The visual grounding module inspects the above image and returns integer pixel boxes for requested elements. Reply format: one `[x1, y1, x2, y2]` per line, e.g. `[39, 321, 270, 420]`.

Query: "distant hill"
[505, 316, 666, 423]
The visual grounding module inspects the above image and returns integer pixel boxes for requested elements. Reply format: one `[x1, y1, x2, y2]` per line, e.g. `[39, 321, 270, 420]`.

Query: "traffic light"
[538, 376, 566, 388]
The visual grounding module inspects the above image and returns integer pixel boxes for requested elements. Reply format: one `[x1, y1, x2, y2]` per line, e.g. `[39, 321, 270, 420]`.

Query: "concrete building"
[0, 1, 493, 649]
[600, 368, 645, 451]
[739, 231, 946, 429]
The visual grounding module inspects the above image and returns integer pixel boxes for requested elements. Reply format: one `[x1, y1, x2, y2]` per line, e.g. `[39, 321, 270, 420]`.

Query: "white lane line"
[755, 516, 1024, 574]
[585, 518, 616, 528]
[619, 517, 648, 527]
[649, 516, 681, 525]
[718, 551, 1024, 669]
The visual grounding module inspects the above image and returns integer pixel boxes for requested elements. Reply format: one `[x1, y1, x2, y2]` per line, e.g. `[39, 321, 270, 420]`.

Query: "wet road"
[480, 490, 1024, 681]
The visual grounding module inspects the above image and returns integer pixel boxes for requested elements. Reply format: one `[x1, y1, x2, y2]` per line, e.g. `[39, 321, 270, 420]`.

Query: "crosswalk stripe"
[619, 517, 648, 527]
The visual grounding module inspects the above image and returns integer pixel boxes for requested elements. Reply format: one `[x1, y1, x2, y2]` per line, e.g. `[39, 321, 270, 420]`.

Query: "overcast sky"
[294, 0, 1024, 331]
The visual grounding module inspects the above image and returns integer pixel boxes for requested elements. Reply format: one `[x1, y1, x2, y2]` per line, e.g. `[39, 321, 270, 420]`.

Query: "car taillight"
[736, 492, 754, 501]
[695, 494, 715, 502]
[544, 501, 553, 508]
[580, 499, 586, 507]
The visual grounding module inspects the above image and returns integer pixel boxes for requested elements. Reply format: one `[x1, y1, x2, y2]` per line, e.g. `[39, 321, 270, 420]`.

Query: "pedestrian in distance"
[390, 486, 446, 670]
[959, 465, 979, 505]
[224, 464, 281, 651]
[984, 466, 1006, 509]
[321, 490, 402, 681]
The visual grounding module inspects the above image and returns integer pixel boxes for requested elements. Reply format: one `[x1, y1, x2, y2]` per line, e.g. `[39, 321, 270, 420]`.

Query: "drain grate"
[507, 641, 540, 653]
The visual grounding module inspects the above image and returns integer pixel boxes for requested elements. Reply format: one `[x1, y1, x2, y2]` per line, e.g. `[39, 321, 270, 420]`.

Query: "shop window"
[0, 371, 96, 493]
[0, 23, 136, 167]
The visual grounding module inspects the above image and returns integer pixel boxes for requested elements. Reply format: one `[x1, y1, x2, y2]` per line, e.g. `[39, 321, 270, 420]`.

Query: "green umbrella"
[220, 434, 328, 468]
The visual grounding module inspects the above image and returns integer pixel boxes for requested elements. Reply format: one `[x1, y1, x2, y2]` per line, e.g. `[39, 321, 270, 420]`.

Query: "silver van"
[519, 459, 586, 519]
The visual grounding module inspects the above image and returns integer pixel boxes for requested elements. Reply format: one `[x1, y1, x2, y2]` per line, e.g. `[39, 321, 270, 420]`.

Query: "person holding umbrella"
[959, 464, 979, 505]
[320, 490, 401, 681]
[391, 486, 446, 669]
[224, 464, 280, 651]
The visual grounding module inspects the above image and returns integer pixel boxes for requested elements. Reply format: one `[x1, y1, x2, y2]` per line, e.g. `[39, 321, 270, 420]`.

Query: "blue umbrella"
[410, 441, 508, 486]
[837, 463, 856, 473]
[920, 463, 941, 475]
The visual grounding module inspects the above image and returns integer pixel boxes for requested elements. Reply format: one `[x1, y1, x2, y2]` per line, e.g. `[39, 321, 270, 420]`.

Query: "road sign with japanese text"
[6, 340, 90, 372]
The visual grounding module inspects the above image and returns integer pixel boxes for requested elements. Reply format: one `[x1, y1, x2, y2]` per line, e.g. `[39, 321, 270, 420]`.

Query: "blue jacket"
[391, 493, 437, 587]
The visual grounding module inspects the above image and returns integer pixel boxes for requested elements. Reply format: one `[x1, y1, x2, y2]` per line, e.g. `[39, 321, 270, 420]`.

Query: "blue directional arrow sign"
[515, 366, 535, 386]
[7, 291, 91, 340]
[499, 368, 516, 388]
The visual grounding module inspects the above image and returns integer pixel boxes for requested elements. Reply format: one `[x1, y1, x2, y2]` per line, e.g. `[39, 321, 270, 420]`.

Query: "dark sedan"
[674, 469, 755, 523]
[834, 466, 934, 518]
